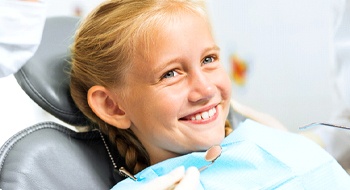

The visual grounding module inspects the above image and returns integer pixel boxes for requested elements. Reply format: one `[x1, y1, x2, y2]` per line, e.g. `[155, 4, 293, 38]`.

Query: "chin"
[203, 132, 225, 149]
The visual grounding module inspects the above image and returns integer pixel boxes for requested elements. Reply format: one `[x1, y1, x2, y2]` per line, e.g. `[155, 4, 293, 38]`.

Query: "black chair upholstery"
[0, 16, 246, 190]
[13, 16, 87, 127]
[0, 122, 122, 190]
[0, 16, 124, 190]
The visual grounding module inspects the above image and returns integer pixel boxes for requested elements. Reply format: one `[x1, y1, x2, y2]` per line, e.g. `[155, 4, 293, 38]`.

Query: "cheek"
[216, 69, 232, 99]
[126, 86, 180, 124]
[121, 86, 153, 121]
[224, 75, 232, 97]
[152, 91, 182, 118]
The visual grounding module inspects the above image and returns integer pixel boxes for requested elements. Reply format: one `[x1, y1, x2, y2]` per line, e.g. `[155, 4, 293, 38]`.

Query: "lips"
[181, 107, 217, 121]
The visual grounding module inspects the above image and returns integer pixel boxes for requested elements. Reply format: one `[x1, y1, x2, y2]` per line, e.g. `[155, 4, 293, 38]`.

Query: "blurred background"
[0, 0, 337, 145]
[206, 0, 335, 132]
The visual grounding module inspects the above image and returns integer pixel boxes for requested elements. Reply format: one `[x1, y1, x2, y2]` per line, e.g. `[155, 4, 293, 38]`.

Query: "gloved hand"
[140, 166, 200, 190]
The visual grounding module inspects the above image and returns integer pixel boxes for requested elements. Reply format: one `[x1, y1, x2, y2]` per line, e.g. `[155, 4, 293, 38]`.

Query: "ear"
[87, 85, 131, 129]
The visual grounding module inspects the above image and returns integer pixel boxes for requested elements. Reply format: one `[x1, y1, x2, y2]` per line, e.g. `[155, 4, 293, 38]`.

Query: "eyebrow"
[152, 45, 220, 75]
[207, 45, 220, 52]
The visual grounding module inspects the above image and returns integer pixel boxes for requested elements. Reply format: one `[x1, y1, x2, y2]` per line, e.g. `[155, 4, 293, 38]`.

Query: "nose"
[188, 71, 216, 103]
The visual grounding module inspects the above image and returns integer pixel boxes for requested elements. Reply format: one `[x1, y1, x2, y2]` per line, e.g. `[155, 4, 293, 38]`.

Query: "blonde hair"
[70, 0, 229, 174]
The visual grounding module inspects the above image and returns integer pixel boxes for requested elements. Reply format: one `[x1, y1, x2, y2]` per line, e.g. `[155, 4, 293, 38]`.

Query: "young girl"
[70, 0, 350, 189]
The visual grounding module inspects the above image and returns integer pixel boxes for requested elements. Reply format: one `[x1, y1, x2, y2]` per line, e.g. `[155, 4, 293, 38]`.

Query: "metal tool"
[198, 145, 222, 172]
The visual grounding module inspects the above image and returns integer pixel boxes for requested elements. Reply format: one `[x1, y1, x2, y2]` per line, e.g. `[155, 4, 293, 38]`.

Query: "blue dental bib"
[112, 119, 350, 190]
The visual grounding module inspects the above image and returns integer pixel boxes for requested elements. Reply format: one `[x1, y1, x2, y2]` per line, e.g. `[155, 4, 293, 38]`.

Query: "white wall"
[206, 0, 335, 131]
[45, 0, 104, 17]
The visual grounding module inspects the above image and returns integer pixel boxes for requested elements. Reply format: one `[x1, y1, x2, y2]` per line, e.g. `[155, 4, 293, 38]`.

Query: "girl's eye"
[162, 70, 179, 79]
[202, 56, 215, 65]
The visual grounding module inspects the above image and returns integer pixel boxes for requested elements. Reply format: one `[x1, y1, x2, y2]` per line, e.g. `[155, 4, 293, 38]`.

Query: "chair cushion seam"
[0, 122, 75, 172]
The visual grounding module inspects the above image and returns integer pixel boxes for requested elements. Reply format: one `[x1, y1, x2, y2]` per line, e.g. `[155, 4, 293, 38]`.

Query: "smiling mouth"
[181, 107, 217, 121]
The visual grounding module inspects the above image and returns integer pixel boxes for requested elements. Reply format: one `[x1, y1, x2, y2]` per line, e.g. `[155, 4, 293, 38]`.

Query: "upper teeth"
[191, 107, 216, 121]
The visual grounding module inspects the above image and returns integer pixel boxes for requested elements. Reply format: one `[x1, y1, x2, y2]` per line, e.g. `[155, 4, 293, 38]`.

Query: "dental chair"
[0, 16, 124, 190]
[0, 16, 246, 190]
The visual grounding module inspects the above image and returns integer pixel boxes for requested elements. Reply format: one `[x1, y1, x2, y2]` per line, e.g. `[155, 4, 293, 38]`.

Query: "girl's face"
[118, 13, 232, 164]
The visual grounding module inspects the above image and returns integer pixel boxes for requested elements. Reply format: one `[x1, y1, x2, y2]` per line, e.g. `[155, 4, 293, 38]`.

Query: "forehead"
[127, 12, 215, 80]
[135, 12, 212, 61]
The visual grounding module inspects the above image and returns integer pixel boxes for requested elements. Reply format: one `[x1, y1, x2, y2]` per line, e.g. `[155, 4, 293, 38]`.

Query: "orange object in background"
[230, 54, 248, 86]
[74, 5, 82, 17]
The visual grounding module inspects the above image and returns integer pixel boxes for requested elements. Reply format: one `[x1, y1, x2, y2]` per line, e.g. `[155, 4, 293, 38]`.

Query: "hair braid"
[102, 123, 150, 174]
[225, 120, 233, 136]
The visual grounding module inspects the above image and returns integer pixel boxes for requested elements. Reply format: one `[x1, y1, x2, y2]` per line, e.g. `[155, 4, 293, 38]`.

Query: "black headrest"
[14, 16, 89, 126]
